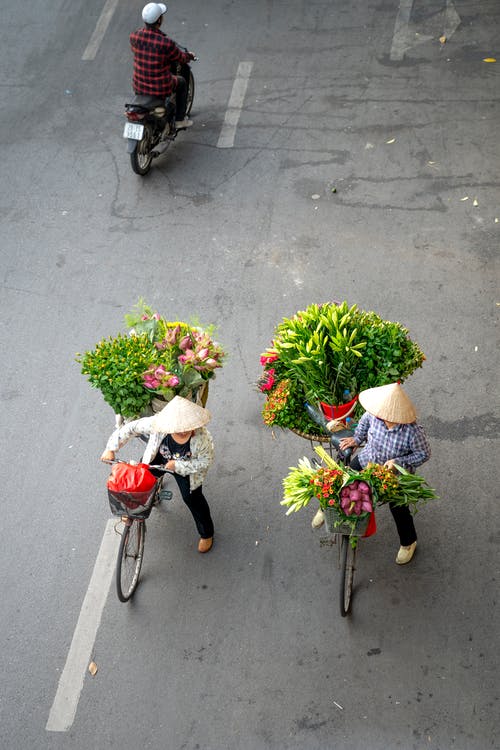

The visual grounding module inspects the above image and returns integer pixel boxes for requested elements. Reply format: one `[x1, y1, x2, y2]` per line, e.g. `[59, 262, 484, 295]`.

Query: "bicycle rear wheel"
[339, 535, 356, 616]
[116, 519, 145, 602]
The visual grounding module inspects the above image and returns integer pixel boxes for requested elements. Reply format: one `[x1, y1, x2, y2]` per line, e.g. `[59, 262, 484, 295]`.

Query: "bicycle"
[105, 460, 174, 602]
[305, 404, 372, 617]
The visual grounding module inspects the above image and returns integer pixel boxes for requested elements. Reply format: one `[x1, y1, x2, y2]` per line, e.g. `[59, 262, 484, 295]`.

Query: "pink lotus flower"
[166, 375, 180, 387]
[179, 335, 192, 351]
[206, 357, 218, 368]
[161, 324, 181, 347]
[178, 349, 196, 364]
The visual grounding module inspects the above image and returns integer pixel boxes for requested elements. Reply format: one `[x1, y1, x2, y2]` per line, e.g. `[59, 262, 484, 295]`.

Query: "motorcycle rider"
[130, 3, 196, 129]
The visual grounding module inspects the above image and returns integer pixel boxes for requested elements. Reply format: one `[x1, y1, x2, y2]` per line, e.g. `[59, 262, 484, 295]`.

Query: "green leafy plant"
[77, 300, 227, 417]
[259, 301, 425, 435]
[77, 333, 159, 417]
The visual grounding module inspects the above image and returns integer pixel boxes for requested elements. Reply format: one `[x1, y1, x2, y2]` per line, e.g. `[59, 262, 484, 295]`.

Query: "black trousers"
[170, 474, 214, 539]
[172, 75, 187, 121]
[350, 457, 417, 546]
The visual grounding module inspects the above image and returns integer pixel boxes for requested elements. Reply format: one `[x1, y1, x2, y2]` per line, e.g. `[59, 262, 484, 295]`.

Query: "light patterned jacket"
[105, 418, 214, 491]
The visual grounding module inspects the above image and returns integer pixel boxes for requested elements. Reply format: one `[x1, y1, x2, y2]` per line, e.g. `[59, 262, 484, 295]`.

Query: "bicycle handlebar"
[304, 401, 355, 463]
[102, 458, 174, 474]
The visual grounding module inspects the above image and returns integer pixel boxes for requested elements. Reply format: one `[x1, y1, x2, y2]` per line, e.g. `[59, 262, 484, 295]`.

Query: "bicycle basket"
[107, 462, 158, 518]
[107, 487, 157, 518]
[324, 506, 370, 536]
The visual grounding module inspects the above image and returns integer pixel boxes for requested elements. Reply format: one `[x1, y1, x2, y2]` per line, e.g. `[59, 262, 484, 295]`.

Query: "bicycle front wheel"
[339, 535, 356, 617]
[116, 520, 145, 602]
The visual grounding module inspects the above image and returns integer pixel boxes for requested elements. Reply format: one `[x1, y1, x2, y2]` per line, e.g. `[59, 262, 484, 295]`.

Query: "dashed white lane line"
[46, 520, 118, 732]
[82, 0, 120, 61]
[390, 0, 416, 61]
[217, 61, 253, 148]
[390, 0, 460, 61]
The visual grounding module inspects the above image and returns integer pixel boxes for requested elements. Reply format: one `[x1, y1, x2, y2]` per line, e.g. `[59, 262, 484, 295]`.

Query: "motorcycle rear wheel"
[130, 124, 153, 175]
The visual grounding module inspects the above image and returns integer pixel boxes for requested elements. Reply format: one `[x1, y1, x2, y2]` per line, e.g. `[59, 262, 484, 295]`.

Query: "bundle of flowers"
[259, 301, 425, 436]
[77, 299, 226, 418]
[281, 446, 437, 536]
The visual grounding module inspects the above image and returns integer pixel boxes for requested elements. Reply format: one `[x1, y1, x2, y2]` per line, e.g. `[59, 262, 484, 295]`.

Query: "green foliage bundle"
[78, 333, 159, 417]
[77, 299, 226, 418]
[259, 301, 425, 435]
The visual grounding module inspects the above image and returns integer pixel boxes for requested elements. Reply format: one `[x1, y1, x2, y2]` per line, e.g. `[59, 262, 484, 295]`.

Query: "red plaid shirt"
[130, 27, 191, 97]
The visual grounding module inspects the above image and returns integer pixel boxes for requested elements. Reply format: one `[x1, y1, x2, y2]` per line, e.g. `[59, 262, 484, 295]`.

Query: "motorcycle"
[123, 58, 195, 176]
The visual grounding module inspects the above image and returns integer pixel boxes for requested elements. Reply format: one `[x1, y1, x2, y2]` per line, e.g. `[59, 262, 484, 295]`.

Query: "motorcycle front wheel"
[186, 70, 195, 116]
[130, 124, 153, 175]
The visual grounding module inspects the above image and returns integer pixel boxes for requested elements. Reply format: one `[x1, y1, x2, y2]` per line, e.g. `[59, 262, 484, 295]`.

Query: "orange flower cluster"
[363, 462, 399, 501]
[262, 379, 291, 425]
[309, 467, 345, 502]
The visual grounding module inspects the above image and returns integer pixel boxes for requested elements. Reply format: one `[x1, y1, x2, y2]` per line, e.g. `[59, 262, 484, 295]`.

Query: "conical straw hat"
[151, 395, 211, 433]
[358, 383, 417, 424]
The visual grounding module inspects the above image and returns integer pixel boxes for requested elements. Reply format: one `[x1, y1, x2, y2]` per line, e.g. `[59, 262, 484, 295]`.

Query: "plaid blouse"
[353, 412, 430, 470]
[130, 27, 191, 97]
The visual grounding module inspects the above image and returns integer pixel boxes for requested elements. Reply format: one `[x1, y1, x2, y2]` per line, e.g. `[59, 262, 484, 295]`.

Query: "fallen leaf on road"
[473, 198, 479, 206]
[311, 194, 320, 200]
[460, 196, 469, 201]
[439, 35, 447, 44]
[483, 57, 496, 63]
[88, 662, 98, 677]
[386, 138, 396, 144]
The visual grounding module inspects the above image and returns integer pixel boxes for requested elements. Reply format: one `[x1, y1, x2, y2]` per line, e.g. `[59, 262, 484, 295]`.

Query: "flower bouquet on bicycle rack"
[281, 444, 438, 540]
[107, 462, 159, 519]
[258, 301, 425, 440]
[76, 298, 226, 423]
[281, 450, 376, 539]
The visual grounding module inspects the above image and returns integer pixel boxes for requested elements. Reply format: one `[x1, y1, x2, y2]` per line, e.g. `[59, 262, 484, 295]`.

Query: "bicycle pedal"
[158, 489, 173, 503]
[319, 537, 337, 547]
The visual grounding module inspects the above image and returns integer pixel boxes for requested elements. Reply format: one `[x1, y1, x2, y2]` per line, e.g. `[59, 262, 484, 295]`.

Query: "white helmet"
[142, 3, 167, 24]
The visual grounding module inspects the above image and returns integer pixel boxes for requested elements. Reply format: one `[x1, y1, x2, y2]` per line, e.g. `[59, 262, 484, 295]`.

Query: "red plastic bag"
[362, 511, 377, 538]
[107, 463, 156, 494]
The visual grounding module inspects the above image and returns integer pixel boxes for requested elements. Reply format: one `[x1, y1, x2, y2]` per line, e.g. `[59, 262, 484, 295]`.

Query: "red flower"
[259, 368, 276, 392]
[260, 349, 278, 366]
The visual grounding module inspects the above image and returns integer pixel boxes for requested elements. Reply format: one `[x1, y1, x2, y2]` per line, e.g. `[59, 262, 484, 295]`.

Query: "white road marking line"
[443, 0, 461, 38]
[82, 0, 120, 61]
[217, 61, 253, 148]
[391, 0, 460, 61]
[46, 520, 118, 732]
[390, 0, 416, 61]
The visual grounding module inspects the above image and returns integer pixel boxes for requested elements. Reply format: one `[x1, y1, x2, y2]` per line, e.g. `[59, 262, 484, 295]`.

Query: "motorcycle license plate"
[123, 122, 144, 140]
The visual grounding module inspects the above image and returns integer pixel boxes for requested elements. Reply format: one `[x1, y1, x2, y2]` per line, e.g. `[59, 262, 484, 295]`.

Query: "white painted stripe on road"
[217, 61, 253, 148]
[46, 520, 118, 732]
[443, 0, 461, 38]
[82, 0, 120, 61]
[390, 0, 415, 61]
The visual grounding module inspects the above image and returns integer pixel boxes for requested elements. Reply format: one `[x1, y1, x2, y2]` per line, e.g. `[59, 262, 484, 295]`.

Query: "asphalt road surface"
[0, 1, 499, 748]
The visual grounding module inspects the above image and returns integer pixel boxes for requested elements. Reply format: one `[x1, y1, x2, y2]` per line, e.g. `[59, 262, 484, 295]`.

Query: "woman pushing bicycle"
[100, 396, 215, 553]
[314, 382, 431, 565]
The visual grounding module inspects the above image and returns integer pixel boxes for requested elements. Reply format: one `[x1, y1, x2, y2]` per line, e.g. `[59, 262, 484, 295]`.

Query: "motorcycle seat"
[127, 94, 166, 109]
